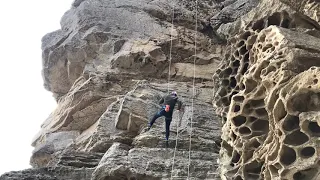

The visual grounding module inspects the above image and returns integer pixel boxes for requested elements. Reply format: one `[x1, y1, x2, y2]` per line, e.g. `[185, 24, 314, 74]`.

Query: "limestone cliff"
[1, 0, 320, 180]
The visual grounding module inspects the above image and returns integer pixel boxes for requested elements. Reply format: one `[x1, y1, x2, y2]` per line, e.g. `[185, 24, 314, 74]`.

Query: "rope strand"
[168, 2, 175, 93]
[169, 3, 179, 180]
[170, 113, 180, 180]
[187, 1, 198, 179]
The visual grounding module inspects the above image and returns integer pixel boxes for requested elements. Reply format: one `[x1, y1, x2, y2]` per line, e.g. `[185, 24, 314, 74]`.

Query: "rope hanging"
[167, 1, 175, 93]
[169, 3, 179, 180]
[187, 0, 198, 179]
[170, 113, 180, 180]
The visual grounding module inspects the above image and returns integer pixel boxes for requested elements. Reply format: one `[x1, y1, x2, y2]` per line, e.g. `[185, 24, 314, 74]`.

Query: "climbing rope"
[170, 113, 180, 180]
[168, 3, 180, 180]
[187, 0, 198, 179]
[167, 1, 175, 93]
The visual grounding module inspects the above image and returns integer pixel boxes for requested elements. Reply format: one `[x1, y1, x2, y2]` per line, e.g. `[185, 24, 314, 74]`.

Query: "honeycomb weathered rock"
[214, 7, 320, 180]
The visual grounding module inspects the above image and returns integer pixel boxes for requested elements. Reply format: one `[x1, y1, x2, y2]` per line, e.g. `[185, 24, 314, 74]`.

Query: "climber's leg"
[148, 108, 165, 129]
[165, 116, 172, 141]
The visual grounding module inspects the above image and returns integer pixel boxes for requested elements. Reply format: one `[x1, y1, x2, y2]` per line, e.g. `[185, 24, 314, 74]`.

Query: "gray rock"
[7, 0, 320, 179]
[210, 0, 259, 30]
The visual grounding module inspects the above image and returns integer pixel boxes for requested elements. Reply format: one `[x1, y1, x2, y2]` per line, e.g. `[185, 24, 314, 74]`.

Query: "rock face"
[2, 0, 225, 179]
[1, 0, 320, 180]
[214, 0, 320, 179]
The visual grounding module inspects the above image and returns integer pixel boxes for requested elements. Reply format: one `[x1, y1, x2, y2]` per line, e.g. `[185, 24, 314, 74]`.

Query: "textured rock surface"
[2, 0, 320, 180]
[214, 0, 320, 179]
[2, 0, 224, 179]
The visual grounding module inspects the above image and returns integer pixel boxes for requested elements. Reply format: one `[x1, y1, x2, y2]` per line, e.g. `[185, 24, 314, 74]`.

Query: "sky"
[0, 0, 73, 174]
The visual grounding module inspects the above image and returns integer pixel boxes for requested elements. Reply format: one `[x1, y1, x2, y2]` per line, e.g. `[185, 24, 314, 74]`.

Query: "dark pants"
[149, 107, 173, 141]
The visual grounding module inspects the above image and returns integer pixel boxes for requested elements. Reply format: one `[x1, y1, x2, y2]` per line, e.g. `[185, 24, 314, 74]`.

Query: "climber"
[147, 91, 183, 147]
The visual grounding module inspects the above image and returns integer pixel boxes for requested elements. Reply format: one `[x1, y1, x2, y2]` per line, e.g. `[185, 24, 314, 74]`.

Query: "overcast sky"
[0, 0, 73, 174]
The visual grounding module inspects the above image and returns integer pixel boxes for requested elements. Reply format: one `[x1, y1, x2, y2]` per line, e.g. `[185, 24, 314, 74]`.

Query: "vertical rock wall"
[214, 0, 320, 179]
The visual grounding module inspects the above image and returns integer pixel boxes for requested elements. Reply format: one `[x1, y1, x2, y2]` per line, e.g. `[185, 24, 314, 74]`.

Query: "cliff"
[1, 0, 320, 180]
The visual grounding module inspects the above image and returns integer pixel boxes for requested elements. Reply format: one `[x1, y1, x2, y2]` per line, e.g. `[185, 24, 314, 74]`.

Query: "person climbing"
[147, 91, 183, 148]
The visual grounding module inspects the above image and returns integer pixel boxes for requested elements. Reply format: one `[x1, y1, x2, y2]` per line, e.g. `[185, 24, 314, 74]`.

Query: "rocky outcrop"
[2, 0, 320, 180]
[214, 0, 320, 179]
[2, 0, 225, 179]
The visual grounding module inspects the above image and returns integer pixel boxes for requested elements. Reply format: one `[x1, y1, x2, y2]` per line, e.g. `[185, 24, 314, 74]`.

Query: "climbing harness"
[187, 0, 198, 179]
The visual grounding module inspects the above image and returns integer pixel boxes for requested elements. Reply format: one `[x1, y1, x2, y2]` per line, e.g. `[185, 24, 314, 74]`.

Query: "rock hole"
[222, 141, 233, 156]
[233, 96, 244, 102]
[234, 105, 241, 113]
[230, 77, 237, 88]
[282, 115, 299, 131]
[247, 35, 257, 45]
[290, 92, 320, 112]
[293, 171, 304, 180]
[243, 104, 252, 115]
[233, 60, 240, 67]
[232, 132, 237, 140]
[300, 147, 315, 158]
[250, 99, 264, 108]
[243, 53, 249, 63]
[237, 41, 245, 47]
[225, 68, 233, 75]
[269, 165, 278, 175]
[222, 79, 230, 86]
[241, 31, 251, 40]
[262, 44, 273, 52]
[234, 175, 243, 180]
[267, 12, 281, 26]
[274, 163, 282, 169]
[232, 116, 246, 127]
[244, 160, 263, 174]
[240, 84, 245, 90]
[273, 99, 286, 122]
[313, 79, 318, 84]
[232, 68, 238, 75]
[255, 108, 268, 117]
[239, 46, 247, 55]
[252, 120, 269, 131]
[281, 18, 290, 28]
[239, 126, 251, 135]
[234, 51, 240, 58]
[284, 130, 309, 146]
[280, 146, 296, 166]
[244, 79, 257, 93]
[293, 168, 318, 180]
[258, 34, 266, 42]
[308, 121, 320, 135]
[221, 97, 230, 106]
[229, 91, 239, 101]
[231, 151, 241, 164]
[241, 63, 249, 75]
[218, 88, 227, 97]
[248, 117, 257, 123]
[252, 20, 265, 31]
[251, 139, 260, 148]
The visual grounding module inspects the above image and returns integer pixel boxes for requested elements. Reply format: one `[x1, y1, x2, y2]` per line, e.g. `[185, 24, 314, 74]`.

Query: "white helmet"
[171, 91, 177, 96]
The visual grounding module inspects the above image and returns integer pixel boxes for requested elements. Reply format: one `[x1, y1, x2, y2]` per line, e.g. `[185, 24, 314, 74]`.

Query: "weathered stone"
[3, 0, 320, 179]
[214, 7, 320, 179]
